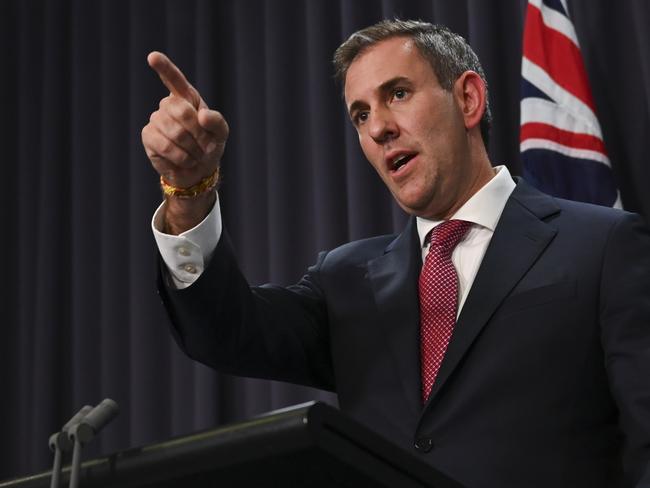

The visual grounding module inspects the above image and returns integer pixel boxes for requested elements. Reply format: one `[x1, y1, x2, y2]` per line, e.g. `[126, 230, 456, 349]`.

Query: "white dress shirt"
[152, 166, 516, 294]
[415, 166, 516, 315]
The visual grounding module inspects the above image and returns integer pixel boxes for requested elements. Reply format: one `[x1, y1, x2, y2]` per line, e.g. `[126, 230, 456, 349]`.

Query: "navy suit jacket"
[159, 178, 650, 487]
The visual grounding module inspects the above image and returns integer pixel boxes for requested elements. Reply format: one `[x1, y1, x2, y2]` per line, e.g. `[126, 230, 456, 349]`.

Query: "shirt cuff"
[151, 192, 222, 289]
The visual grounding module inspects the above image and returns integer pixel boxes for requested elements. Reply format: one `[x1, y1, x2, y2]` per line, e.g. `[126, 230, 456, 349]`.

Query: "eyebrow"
[347, 76, 412, 118]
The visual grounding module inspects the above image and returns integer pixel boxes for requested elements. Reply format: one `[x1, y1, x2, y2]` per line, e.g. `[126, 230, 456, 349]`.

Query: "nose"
[368, 106, 399, 143]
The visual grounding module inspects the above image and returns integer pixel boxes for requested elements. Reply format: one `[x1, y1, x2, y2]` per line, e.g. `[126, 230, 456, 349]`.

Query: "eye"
[392, 88, 408, 101]
[354, 111, 369, 125]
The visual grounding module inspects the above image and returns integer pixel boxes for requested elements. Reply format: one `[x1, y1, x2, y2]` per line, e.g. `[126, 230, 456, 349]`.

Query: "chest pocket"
[498, 280, 576, 316]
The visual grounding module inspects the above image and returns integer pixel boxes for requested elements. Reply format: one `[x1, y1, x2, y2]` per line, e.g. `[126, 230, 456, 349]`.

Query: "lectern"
[0, 402, 461, 487]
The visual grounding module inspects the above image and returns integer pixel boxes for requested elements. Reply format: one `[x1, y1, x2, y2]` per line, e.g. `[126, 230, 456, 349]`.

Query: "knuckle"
[158, 95, 172, 109]
[171, 128, 195, 154]
[181, 110, 197, 127]
[161, 139, 176, 156]
[141, 125, 155, 147]
[175, 103, 197, 125]
[169, 124, 185, 142]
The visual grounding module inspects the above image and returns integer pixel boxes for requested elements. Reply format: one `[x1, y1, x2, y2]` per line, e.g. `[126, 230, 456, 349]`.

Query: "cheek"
[358, 133, 368, 155]
[359, 136, 381, 168]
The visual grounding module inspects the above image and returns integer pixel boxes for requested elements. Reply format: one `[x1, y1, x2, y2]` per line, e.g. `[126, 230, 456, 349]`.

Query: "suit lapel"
[367, 217, 422, 418]
[424, 180, 561, 409]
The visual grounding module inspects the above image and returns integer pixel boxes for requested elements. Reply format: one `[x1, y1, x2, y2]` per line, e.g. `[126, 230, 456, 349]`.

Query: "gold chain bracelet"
[160, 167, 220, 198]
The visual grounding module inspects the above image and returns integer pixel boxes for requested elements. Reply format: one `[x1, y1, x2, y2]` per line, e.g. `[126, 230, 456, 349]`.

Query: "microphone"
[67, 399, 120, 488]
[49, 405, 93, 488]
[68, 398, 120, 444]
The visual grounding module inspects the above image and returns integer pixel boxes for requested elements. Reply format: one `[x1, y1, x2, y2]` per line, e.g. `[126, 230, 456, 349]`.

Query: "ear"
[453, 71, 486, 132]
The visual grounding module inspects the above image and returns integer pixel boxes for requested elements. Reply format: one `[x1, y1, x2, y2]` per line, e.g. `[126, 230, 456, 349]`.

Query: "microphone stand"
[67, 399, 119, 488]
[48, 406, 93, 488]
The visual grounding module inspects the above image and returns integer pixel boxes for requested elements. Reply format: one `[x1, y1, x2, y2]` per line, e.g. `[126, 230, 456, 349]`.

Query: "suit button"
[414, 437, 433, 453]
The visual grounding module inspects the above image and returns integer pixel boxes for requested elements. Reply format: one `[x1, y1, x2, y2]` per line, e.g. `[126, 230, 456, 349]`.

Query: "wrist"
[163, 190, 217, 235]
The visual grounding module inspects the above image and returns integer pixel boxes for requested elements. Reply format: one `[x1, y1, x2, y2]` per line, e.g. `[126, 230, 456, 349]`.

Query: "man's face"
[344, 37, 476, 220]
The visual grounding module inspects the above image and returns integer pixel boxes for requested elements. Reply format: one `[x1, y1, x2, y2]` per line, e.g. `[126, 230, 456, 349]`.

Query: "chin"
[397, 194, 441, 218]
[394, 200, 427, 217]
[396, 190, 430, 209]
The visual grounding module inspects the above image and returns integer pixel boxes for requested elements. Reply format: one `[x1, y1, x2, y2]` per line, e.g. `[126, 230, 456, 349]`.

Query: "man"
[142, 20, 650, 487]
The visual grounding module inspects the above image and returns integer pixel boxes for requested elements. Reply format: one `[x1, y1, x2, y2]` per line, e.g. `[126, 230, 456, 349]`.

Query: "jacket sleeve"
[157, 229, 336, 391]
[600, 212, 650, 486]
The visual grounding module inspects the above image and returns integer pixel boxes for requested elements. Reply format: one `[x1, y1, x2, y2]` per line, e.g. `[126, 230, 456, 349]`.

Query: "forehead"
[344, 37, 436, 106]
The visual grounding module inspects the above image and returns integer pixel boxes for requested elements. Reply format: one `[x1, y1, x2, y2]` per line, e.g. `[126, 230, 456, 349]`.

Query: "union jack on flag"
[520, 0, 621, 207]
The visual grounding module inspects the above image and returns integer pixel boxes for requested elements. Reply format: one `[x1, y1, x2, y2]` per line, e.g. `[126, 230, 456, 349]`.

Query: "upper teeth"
[392, 155, 409, 168]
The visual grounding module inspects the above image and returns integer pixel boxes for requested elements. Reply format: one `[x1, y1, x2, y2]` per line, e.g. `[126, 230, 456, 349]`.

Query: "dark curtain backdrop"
[1, 0, 648, 479]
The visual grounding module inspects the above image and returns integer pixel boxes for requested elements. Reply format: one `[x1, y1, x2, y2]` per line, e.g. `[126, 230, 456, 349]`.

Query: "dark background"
[1, 0, 648, 479]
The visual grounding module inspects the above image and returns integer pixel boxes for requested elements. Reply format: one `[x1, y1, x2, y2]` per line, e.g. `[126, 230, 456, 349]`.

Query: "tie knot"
[427, 220, 472, 254]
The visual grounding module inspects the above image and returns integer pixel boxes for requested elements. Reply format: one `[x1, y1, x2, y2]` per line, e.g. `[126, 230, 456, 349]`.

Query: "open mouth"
[390, 153, 416, 172]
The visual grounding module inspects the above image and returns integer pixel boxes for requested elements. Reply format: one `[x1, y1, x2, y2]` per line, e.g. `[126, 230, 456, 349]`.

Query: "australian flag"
[520, 0, 621, 207]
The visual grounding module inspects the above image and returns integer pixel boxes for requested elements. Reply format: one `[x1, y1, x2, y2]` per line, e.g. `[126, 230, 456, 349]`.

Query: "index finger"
[147, 51, 201, 108]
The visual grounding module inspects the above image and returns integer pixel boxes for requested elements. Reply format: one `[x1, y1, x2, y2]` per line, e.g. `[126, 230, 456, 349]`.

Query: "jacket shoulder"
[321, 233, 398, 269]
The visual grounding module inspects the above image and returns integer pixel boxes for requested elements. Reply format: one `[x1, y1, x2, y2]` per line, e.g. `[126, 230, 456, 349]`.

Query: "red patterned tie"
[419, 219, 472, 403]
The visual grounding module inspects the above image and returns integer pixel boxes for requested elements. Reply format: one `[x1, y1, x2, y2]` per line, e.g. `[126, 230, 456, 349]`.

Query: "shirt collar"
[416, 165, 516, 248]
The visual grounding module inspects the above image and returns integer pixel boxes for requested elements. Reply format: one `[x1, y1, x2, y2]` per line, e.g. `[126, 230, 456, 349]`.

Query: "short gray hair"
[333, 19, 492, 148]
